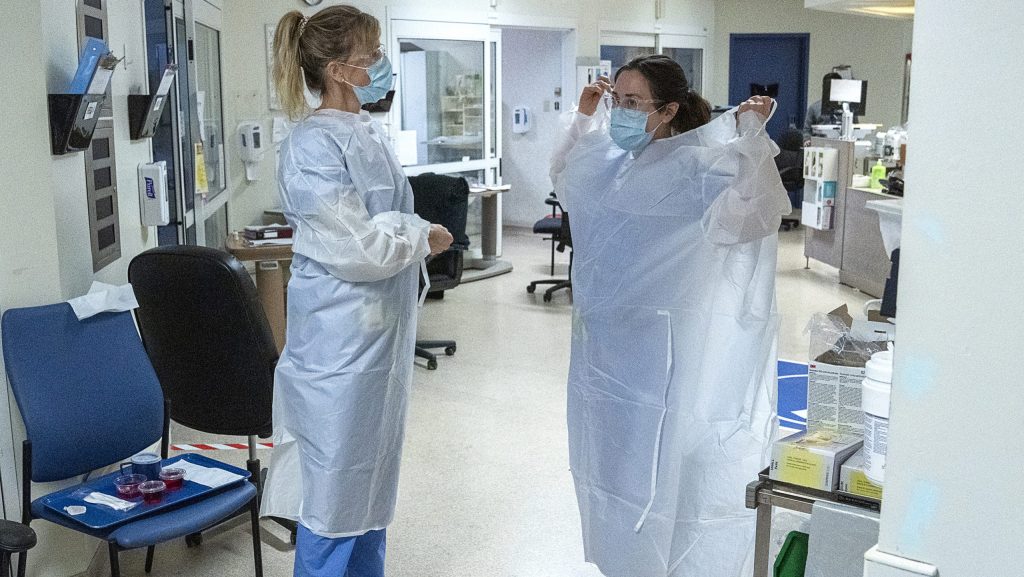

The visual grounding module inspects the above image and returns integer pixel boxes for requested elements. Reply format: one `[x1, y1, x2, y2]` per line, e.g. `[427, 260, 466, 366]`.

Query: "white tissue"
[67, 281, 139, 320]
[84, 492, 137, 512]
[173, 460, 245, 488]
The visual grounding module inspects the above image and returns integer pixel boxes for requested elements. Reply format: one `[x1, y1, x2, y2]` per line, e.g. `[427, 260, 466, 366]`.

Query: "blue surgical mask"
[342, 55, 394, 105]
[609, 107, 664, 152]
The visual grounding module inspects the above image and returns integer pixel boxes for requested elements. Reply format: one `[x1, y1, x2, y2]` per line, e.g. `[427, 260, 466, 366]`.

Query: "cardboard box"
[807, 306, 895, 436]
[770, 431, 863, 492]
[803, 147, 839, 180]
[839, 449, 884, 501]
[801, 201, 834, 230]
[814, 180, 837, 206]
[807, 361, 865, 437]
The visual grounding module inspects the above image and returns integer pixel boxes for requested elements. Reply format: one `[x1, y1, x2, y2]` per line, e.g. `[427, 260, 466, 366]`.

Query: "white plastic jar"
[862, 349, 893, 485]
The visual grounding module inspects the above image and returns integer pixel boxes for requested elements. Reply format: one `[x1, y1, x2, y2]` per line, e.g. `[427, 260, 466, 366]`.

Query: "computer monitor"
[822, 78, 867, 116]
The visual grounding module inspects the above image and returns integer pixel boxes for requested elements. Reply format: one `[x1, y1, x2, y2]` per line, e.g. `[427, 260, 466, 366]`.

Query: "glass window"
[203, 204, 229, 251]
[600, 45, 656, 76]
[663, 47, 704, 95]
[194, 23, 226, 198]
[399, 39, 485, 166]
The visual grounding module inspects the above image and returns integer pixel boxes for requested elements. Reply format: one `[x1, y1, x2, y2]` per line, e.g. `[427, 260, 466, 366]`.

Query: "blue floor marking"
[777, 360, 808, 431]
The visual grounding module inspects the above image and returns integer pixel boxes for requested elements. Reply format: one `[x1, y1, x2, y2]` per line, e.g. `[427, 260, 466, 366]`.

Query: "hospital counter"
[803, 138, 899, 298]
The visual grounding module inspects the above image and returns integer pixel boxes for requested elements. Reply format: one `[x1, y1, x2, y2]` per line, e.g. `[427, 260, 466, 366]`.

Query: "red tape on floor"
[171, 442, 274, 451]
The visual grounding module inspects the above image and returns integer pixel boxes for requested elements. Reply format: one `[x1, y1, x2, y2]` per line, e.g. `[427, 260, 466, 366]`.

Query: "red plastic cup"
[139, 480, 166, 504]
[159, 468, 185, 491]
[114, 474, 146, 500]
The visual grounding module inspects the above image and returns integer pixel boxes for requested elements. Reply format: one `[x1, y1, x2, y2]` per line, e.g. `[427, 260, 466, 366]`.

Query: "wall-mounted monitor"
[823, 78, 867, 116]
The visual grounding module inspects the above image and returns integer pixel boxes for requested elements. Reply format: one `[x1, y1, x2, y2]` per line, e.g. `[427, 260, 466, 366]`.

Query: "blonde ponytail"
[273, 11, 308, 120]
[272, 6, 381, 121]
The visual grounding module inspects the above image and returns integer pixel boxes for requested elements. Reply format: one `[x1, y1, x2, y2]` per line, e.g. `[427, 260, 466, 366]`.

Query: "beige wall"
[711, 0, 913, 128]
[222, 0, 716, 230]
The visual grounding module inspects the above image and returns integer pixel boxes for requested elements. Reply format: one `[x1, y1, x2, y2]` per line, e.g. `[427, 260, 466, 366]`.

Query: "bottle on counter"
[870, 160, 887, 190]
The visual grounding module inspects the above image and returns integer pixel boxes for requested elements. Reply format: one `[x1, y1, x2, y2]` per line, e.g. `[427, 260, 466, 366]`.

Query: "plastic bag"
[806, 305, 888, 368]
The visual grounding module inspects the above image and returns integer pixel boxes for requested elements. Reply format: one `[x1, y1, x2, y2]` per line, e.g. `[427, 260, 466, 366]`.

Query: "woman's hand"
[737, 96, 774, 122]
[428, 224, 454, 256]
[578, 76, 612, 117]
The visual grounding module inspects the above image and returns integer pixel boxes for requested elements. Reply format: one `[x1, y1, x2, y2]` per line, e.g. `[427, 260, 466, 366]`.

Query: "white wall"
[222, 0, 715, 231]
[1, 1, 157, 575]
[41, 0, 157, 298]
[711, 0, 913, 128]
[0, 2, 65, 531]
[865, 2, 1024, 575]
[501, 28, 567, 228]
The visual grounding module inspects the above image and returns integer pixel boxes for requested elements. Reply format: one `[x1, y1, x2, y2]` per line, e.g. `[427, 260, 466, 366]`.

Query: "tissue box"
[770, 431, 863, 492]
[801, 201, 833, 230]
[839, 449, 883, 500]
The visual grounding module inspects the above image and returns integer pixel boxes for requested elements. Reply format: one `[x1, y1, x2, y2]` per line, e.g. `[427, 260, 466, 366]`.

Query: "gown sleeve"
[701, 110, 793, 246]
[281, 127, 432, 283]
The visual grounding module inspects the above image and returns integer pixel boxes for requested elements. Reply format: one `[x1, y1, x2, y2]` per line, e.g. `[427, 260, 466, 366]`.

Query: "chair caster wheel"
[427, 359, 438, 370]
[186, 533, 203, 548]
[526, 285, 536, 294]
[445, 346, 456, 356]
[543, 293, 553, 303]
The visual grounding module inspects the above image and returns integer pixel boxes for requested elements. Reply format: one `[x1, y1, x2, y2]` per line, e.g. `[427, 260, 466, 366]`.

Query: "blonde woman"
[261, 6, 452, 576]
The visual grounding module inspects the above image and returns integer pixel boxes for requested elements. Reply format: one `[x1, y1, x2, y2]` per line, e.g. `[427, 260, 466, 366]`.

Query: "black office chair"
[128, 245, 296, 543]
[410, 173, 470, 370]
[528, 194, 572, 302]
[775, 128, 804, 231]
[532, 193, 564, 276]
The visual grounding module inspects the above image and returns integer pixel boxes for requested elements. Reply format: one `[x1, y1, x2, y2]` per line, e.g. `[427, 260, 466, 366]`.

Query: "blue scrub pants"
[294, 524, 386, 577]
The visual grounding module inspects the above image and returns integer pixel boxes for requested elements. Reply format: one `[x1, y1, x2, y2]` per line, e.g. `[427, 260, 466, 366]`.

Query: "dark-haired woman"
[261, 6, 452, 576]
[551, 54, 791, 577]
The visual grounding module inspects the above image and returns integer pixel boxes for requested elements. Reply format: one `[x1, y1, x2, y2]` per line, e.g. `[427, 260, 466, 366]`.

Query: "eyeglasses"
[610, 94, 663, 111]
[346, 45, 386, 69]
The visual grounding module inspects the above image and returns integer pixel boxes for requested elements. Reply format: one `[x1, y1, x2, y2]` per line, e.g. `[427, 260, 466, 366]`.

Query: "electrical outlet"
[554, 101, 560, 111]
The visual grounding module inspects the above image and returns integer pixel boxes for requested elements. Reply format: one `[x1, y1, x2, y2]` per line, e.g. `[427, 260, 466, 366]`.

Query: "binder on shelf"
[68, 38, 108, 94]
[49, 45, 119, 155]
[128, 64, 177, 140]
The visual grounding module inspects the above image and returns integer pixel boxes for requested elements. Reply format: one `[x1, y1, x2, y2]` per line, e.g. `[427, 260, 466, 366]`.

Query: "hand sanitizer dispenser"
[238, 121, 265, 181]
[512, 106, 530, 134]
[138, 161, 169, 226]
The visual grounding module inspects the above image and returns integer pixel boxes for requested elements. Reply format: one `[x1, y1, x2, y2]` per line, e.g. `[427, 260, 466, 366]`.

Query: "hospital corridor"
[0, 1, 1020, 577]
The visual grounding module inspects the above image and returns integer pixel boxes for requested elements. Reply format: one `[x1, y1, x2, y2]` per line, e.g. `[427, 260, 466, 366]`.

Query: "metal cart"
[746, 468, 881, 577]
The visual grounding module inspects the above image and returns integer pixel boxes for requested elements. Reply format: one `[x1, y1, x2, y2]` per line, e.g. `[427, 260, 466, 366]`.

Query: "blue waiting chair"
[0, 304, 263, 577]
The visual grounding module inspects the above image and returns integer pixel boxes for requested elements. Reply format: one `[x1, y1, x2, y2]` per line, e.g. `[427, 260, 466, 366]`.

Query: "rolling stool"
[0, 519, 36, 577]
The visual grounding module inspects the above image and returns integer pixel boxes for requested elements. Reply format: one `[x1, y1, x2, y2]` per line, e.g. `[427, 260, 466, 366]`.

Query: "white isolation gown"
[260, 109, 432, 537]
[551, 107, 790, 577]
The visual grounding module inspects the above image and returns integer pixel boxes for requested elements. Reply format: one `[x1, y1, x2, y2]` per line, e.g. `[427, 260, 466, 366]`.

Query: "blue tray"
[39, 453, 250, 531]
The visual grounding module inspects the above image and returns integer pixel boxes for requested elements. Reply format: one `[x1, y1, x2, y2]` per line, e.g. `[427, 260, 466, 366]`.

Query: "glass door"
[144, 0, 226, 248]
[391, 20, 502, 186]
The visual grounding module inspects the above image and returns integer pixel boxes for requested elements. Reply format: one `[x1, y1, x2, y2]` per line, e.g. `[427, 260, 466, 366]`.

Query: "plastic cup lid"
[132, 452, 161, 464]
[865, 350, 894, 383]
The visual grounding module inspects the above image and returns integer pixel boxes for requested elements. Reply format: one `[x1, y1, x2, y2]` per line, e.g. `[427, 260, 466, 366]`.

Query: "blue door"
[729, 34, 809, 141]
